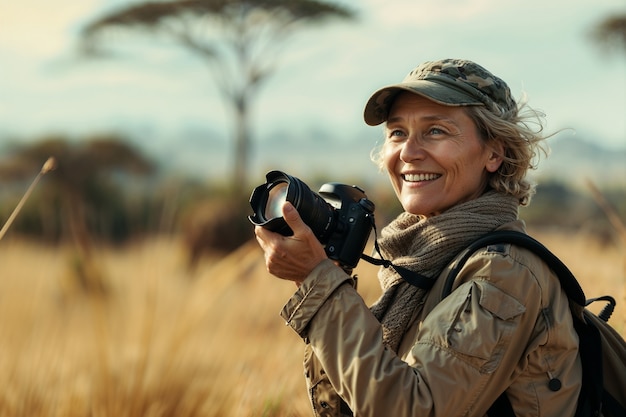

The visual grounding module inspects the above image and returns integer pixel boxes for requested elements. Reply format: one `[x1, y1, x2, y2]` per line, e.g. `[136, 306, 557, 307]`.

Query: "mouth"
[402, 173, 442, 183]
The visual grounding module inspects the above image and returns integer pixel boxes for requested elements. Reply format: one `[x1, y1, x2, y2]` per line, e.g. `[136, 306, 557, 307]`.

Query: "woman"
[254, 58, 581, 417]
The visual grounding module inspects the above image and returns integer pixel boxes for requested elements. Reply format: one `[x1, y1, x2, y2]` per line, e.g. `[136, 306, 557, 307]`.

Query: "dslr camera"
[248, 170, 375, 272]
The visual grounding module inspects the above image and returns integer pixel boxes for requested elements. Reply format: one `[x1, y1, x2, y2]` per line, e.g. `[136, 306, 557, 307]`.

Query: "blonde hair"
[466, 100, 549, 206]
[370, 99, 550, 206]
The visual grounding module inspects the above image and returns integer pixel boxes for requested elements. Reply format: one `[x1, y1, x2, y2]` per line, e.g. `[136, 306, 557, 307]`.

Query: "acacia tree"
[79, 0, 355, 194]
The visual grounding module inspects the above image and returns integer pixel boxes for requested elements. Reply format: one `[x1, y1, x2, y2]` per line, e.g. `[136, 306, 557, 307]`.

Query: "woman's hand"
[254, 201, 328, 284]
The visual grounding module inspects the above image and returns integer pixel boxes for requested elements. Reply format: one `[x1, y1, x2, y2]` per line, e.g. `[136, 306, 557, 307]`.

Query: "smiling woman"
[252, 58, 589, 417]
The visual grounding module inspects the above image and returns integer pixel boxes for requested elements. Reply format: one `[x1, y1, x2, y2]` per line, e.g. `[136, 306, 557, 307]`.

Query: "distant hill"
[115, 126, 626, 190]
[534, 135, 626, 188]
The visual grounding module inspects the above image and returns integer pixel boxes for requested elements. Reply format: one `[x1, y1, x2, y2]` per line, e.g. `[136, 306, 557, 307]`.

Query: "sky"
[1, 0, 625, 182]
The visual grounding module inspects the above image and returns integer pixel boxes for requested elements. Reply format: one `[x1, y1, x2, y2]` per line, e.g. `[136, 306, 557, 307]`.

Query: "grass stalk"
[0, 157, 56, 241]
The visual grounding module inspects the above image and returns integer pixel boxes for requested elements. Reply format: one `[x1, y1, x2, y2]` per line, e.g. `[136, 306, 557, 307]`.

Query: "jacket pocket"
[304, 346, 353, 417]
[445, 281, 526, 373]
[308, 377, 353, 417]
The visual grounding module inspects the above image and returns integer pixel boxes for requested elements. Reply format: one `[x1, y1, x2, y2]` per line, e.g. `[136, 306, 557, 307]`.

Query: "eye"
[387, 128, 406, 141]
[427, 126, 446, 135]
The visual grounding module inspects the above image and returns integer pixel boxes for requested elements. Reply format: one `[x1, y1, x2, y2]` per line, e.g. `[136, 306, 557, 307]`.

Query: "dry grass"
[0, 230, 623, 416]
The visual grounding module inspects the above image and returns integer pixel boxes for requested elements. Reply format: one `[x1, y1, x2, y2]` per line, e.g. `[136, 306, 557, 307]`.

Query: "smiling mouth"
[402, 173, 442, 182]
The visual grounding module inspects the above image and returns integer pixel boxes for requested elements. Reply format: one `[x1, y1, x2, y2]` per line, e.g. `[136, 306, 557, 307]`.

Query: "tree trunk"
[232, 94, 250, 196]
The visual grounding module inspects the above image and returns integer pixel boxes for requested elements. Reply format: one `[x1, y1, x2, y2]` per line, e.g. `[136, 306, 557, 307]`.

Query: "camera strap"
[360, 224, 436, 291]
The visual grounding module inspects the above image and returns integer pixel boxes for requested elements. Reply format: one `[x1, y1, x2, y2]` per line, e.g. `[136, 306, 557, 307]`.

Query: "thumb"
[282, 202, 310, 236]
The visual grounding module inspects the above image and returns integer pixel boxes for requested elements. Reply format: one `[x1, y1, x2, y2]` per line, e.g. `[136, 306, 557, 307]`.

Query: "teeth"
[403, 173, 440, 182]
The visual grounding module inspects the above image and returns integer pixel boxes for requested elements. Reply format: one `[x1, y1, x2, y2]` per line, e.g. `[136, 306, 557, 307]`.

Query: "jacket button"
[548, 378, 562, 391]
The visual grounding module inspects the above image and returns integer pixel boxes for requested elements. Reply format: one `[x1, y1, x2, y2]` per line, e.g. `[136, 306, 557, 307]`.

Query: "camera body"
[316, 183, 375, 270]
[248, 171, 375, 271]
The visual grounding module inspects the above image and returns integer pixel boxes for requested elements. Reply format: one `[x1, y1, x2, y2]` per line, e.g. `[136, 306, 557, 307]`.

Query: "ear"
[485, 141, 505, 173]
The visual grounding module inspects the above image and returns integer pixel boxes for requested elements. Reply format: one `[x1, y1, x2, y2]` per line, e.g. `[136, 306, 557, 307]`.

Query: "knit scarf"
[369, 191, 519, 352]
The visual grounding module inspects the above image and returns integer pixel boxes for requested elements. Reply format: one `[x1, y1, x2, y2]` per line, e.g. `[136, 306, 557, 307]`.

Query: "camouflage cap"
[363, 58, 516, 126]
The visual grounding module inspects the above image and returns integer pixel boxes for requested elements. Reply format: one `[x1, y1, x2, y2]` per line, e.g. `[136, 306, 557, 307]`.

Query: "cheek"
[381, 145, 402, 191]
[382, 143, 400, 172]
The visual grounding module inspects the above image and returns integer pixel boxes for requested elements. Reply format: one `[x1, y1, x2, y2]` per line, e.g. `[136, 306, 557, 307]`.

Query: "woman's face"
[383, 92, 503, 217]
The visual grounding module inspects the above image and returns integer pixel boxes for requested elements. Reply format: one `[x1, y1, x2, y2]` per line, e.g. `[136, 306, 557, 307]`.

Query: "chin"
[402, 204, 428, 216]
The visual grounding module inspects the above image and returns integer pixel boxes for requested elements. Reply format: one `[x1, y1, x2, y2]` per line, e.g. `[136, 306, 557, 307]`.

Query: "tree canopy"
[590, 13, 626, 55]
[79, 0, 356, 193]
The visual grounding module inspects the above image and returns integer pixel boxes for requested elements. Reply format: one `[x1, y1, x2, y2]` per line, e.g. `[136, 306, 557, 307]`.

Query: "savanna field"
[0, 230, 624, 417]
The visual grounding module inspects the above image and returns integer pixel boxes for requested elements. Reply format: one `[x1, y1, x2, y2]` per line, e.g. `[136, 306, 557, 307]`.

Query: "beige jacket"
[280, 221, 581, 417]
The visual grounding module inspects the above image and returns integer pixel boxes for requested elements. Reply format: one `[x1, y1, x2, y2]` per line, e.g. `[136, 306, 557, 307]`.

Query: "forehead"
[386, 92, 473, 123]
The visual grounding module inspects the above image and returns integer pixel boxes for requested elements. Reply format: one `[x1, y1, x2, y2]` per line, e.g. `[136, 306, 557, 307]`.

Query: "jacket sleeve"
[281, 253, 546, 417]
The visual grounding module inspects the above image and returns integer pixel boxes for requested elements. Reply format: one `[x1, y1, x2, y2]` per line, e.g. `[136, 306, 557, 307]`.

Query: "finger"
[254, 224, 265, 240]
[281, 201, 311, 236]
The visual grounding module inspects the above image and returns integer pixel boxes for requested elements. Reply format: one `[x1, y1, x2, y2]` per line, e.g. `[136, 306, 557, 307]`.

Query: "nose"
[399, 134, 427, 163]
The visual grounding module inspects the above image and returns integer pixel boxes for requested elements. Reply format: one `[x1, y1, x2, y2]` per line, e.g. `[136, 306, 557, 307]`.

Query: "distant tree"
[78, 0, 355, 195]
[590, 12, 626, 56]
[0, 135, 154, 293]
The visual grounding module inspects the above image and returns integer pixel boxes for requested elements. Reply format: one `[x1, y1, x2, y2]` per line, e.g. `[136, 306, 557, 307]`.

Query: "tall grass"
[0, 230, 623, 416]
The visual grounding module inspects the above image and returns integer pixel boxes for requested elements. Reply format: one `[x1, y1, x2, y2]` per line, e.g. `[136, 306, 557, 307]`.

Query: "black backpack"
[441, 230, 626, 417]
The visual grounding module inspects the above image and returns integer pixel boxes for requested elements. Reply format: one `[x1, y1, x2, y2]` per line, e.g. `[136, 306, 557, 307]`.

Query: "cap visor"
[363, 80, 483, 126]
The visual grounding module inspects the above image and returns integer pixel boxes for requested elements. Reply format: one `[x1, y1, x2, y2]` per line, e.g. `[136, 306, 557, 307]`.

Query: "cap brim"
[363, 80, 484, 126]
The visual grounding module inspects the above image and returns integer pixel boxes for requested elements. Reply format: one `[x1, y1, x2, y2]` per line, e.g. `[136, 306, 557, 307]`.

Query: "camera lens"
[291, 182, 335, 243]
[265, 183, 288, 220]
[249, 171, 335, 242]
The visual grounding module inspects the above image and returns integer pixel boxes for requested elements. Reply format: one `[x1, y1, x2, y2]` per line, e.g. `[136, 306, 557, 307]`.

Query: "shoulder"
[442, 234, 557, 312]
[423, 220, 560, 316]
